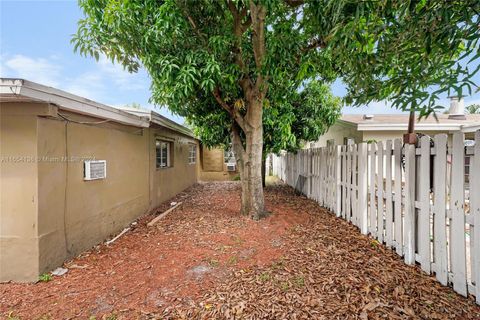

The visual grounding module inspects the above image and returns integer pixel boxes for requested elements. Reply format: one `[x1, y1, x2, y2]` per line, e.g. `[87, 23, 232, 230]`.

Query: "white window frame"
[156, 140, 171, 169]
[188, 144, 197, 164]
[224, 148, 235, 164]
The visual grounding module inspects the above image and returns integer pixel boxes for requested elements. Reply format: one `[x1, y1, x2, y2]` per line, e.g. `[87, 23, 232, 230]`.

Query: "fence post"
[433, 134, 448, 285]
[404, 143, 416, 265]
[357, 143, 368, 235]
[472, 130, 480, 304]
[451, 132, 467, 296]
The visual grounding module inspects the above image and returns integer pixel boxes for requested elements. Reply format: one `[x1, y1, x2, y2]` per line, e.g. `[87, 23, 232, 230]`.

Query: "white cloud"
[0, 53, 149, 103]
[97, 56, 148, 91]
[63, 71, 105, 101]
[0, 54, 61, 87]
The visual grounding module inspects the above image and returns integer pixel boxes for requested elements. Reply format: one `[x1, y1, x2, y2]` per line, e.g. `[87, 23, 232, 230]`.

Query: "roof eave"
[0, 78, 150, 128]
[461, 124, 480, 133]
[357, 123, 463, 131]
[150, 111, 196, 138]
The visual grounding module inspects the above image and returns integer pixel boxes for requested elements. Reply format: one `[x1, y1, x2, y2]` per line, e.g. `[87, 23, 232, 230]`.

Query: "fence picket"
[434, 134, 448, 285]
[358, 143, 368, 234]
[352, 144, 358, 227]
[404, 144, 416, 265]
[385, 140, 393, 247]
[315, 149, 320, 202]
[345, 145, 352, 221]
[342, 145, 347, 218]
[419, 135, 431, 273]
[393, 139, 403, 255]
[377, 142, 384, 242]
[370, 143, 377, 236]
[451, 132, 467, 296]
[336, 146, 342, 217]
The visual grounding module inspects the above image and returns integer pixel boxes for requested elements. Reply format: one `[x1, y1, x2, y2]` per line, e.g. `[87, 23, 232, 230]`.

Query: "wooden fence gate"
[272, 131, 480, 304]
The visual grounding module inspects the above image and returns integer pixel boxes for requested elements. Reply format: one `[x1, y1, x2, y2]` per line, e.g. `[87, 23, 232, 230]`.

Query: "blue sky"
[1, 0, 479, 123]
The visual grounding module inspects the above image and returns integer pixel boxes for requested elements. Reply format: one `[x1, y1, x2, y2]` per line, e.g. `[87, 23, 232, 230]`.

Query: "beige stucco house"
[0, 78, 199, 282]
[199, 146, 238, 181]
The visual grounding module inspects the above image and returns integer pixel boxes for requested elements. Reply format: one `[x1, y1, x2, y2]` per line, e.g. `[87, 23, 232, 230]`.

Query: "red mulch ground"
[1, 181, 479, 320]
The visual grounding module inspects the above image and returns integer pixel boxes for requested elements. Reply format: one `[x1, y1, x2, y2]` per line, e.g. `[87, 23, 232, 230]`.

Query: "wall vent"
[226, 163, 236, 172]
[84, 160, 107, 180]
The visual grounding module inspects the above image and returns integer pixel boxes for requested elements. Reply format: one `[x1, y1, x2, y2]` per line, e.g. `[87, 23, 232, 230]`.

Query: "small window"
[156, 140, 171, 168]
[224, 148, 235, 164]
[188, 144, 196, 164]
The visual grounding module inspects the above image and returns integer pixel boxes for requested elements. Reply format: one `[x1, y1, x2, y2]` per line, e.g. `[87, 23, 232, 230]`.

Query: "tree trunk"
[231, 123, 251, 216]
[227, 0, 267, 219]
[232, 98, 266, 220]
[403, 104, 418, 144]
[244, 123, 265, 220]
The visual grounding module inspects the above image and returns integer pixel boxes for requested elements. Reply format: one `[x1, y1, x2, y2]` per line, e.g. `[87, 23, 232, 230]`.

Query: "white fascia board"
[150, 111, 196, 138]
[461, 124, 480, 133]
[1, 78, 149, 128]
[119, 106, 196, 139]
[336, 119, 358, 128]
[357, 123, 462, 131]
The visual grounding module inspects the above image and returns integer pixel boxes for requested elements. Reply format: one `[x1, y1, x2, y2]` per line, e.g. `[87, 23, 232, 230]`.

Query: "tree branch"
[178, 4, 208, 46]
[302, 38, 327, 52]
[232, 121, 246, 160]
[250, 0, 266, 70]
[249, 0, 268, 101]
[213, 87, 246, 131]
[227, 0, 254, 102]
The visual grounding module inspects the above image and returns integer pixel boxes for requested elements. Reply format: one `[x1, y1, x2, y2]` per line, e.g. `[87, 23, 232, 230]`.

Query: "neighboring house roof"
[339, 114, 480, 132]
[0, 78, 195, 138]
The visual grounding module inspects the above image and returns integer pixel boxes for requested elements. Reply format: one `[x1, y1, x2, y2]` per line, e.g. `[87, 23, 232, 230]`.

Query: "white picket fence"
[272, 131, 480, 303]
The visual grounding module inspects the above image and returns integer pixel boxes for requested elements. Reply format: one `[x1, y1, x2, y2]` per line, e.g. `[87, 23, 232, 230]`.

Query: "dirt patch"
[1, 181, 479, 319]
[0, 182, 308, 319]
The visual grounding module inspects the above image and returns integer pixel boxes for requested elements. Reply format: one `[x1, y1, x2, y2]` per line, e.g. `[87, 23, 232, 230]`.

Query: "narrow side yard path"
[1, 182, 479, 319]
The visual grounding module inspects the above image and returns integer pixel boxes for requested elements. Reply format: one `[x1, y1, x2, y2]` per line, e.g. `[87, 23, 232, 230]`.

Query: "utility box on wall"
[84, 160, 107, 180]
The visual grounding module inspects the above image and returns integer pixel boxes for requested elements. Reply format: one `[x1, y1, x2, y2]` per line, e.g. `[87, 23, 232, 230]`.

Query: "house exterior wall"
[0, 103, 40, 282]
[311, 122, 363, 148]
[149, 126, 199, 208]
[199, 147, 237, 181]
[0, 102, 198, 282]
[362, 130, 453, 144]
[312, 122, 457, 148]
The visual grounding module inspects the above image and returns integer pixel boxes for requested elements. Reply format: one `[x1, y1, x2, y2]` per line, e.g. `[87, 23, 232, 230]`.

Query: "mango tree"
[73, 0, 479, 219]
[73, 0, 341, 219]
